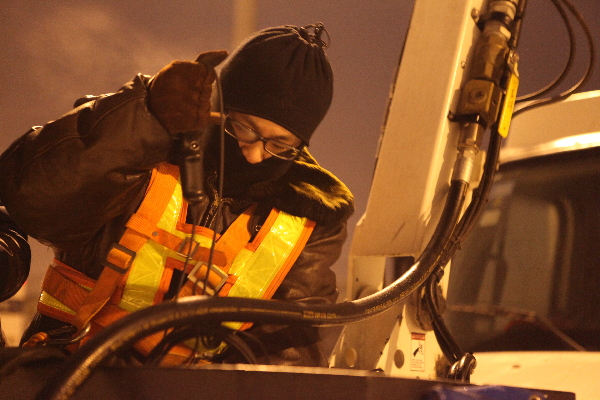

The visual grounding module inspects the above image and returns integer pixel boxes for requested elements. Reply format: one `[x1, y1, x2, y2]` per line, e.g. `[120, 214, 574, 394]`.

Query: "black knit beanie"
[220, 23, 333, 146]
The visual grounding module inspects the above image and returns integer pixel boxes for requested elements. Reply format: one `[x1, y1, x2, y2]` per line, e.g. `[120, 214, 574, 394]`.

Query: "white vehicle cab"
[446, 91, 600, 400]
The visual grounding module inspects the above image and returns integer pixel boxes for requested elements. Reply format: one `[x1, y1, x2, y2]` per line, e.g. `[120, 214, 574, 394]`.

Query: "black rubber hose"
[513, 0, 596, 117]
[37, 179, 469, 400]
[426, 272, 464, 364]
[423, 131, 502, 373]
[516, 0, 575, 102]
[438, 130, 503, 266]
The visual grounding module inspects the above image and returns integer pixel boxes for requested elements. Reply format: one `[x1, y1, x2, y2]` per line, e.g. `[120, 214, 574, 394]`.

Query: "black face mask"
[209, 134, 294, 197]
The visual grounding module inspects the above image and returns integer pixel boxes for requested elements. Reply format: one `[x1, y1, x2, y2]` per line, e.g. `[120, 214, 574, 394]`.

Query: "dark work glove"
[148, 50, 228, 136]
[0, 210, 31, 303]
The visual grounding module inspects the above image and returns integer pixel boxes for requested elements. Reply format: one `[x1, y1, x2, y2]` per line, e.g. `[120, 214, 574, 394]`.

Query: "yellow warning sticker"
[410, 332, 426, 372]
[497, 72, 520, 138]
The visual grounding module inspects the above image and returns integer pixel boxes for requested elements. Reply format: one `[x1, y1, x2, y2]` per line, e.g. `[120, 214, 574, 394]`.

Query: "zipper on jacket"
[200, 171, 234, 231]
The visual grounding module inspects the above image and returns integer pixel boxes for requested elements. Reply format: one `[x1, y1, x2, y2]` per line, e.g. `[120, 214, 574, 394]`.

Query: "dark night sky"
[1, 0, 599, 303]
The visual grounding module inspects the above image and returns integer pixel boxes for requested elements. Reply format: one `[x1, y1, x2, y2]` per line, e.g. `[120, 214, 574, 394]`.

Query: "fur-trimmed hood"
[246, 149, 354, 226]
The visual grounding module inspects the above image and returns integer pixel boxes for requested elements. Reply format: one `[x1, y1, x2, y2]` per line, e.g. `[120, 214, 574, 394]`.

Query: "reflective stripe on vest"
[38, 162, 315, 333]
[117, 163, 186, 312]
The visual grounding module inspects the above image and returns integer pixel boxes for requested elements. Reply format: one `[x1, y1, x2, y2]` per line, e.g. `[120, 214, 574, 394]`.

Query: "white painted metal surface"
[350, 0, 483, 260]
[507, 90, 600, 149]
[472, 352, 600, 400]
[337, 0, 487, 380]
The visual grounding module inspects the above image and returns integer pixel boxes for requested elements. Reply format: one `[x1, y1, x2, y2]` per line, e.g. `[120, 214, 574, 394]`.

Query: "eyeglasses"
[224, 116, 302, 160]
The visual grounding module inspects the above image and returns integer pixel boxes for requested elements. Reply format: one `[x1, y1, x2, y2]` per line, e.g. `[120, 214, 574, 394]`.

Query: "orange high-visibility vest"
[37, 162, 315, 355]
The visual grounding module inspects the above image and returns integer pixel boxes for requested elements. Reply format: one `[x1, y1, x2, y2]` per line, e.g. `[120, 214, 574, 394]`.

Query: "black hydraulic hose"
[456, 130, 502, 239]
[419, 0, 523, 370]
[516, 0, 575, 102]
[425, 271, 476, 384]
[426, 273, 464, 364]
[448, 352, 477, 382]
[513, 0, 596, 117]
[440, 130, 503, 265]
[423, 131, 503, 380]
[37, 179, 469, 400]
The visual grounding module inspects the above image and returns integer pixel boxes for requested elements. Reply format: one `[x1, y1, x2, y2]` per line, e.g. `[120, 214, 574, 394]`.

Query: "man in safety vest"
[0, 23, 354, 367]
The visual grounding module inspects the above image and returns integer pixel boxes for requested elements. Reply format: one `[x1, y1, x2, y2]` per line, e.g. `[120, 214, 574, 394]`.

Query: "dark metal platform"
[0, 348, 575, 400]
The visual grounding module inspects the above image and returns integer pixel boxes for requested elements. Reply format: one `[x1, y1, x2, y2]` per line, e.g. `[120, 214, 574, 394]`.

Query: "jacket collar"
[244, 149, 354, 226]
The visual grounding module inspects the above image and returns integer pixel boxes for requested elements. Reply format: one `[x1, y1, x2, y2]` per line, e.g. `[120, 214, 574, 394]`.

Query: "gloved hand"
[0, 227, 30, 303]
[148, 50, 228, 136]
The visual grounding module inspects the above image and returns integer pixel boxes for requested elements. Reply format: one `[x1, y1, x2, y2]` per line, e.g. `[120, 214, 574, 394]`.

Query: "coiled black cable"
[516, 0, 576, 102]
[36, 176, 469, 400]
[514, 0, 595, 117]
[145, 323, 258, 366]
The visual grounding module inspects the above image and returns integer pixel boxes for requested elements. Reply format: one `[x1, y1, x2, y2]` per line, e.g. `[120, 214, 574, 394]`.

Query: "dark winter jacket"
[0, 74, 354, 366]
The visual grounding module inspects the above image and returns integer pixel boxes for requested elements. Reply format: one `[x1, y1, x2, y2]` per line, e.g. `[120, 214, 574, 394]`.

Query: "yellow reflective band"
[118, 240, 170, 312]
[223, 211, 307, 331]
[118, 179, 184, 312]
[228, 211, 306, 299]
[39, 291, 76, 316]
[157, 177, 185, 233]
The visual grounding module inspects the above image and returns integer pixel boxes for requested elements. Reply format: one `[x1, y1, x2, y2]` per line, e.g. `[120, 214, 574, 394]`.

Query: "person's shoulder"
[72, 74, 152, 109]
